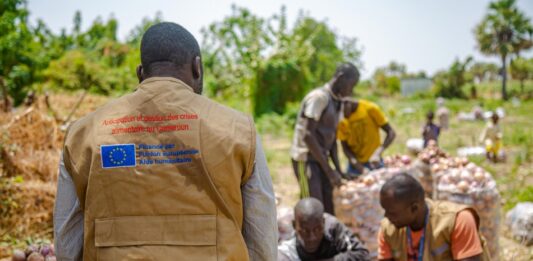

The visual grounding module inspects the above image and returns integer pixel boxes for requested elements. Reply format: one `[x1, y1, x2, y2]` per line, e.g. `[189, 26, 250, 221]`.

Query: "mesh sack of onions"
[384, 154, 433, 197]
[435, 162, 501, 260]
[333, 167, 404, 257]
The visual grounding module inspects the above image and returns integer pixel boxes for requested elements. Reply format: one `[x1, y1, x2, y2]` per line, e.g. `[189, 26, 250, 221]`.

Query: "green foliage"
[0, 4, 165, 105]
[469, 62, 500, 83]
[372, 61, 424, 95]
[0, 0, 37, 104]
[433, 57, 473, 98]
[202, 6, 362, 116]
[510, 57, 533, 93]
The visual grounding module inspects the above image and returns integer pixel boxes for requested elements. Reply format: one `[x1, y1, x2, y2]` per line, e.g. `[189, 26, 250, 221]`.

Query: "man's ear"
[192, 56, 202, 80]
[411, 202, 420, 215]
[136, 65, 144, 83]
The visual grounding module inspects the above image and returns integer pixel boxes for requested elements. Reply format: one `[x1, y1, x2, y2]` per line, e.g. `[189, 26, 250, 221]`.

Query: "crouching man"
[278, 198, 370, 261]
[378, 173, 490, 261]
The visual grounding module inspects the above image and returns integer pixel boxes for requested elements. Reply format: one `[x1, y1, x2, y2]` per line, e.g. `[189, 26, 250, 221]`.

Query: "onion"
[474, 172, 485, 182]
[39, 245, 51, 257]
[460, 169, 473, 181]
[400, 155, 411, 165]
[457, 180, 469, 192]
[363, 176, 375, 186]
[27, 253, 45, 261]
[11, 249, 25, 261]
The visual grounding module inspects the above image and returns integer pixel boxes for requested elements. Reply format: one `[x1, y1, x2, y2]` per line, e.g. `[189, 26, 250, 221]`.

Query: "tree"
[201, 5, 362, 116]
[0, 0, 36, 107]
[384, 61, 407, 77]
[372, 61, 413, 94]
[433, 57, 473, 98]
[126, 12, 163, 47]
[469, 62, 500, 83]
[510, 57, 533, 93]
[475, 0, 533, 100]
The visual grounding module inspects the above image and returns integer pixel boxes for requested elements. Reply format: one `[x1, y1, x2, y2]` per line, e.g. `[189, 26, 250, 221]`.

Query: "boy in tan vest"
[378, 173, 489, 261]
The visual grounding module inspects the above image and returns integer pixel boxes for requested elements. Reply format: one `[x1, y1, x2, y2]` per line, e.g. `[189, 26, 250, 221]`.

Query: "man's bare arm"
[341, 141, 364, 174]
[303, 118, 341, 186]
[330, 141, 342, 174]
[380, 123, 396, 152]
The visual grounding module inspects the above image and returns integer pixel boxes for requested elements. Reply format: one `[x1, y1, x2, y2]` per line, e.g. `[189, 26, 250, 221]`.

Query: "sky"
[27, 0, 533, 79]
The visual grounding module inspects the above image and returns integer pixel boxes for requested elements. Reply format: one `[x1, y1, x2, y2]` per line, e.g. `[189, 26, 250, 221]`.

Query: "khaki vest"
[63, 77, 256, 261]
[381, 199, 491, 261]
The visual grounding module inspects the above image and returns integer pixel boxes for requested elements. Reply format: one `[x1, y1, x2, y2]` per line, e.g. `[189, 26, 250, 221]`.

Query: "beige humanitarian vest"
[62, 77, 256, 261]
[381, 199, 491, 261]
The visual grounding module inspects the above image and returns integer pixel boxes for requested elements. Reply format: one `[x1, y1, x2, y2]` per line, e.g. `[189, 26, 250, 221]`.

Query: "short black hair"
[294, 198, 324, 222]
[427, 110, 434, 120]
[381, 172, 425, 204]
[140, 22, 200, 74]
[334, 62, 360, 81]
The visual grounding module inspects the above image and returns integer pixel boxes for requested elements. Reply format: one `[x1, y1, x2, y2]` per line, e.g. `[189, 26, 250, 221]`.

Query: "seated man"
[278, 198, 370, 261]
[337, 98, 396, 178]
[378, 173, 489, 261]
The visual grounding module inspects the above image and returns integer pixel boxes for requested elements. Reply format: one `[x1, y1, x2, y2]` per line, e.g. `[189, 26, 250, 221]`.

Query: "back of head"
[426, 110, 434, 121]
[294, 198, 324, 222]
[380, 173, 425, 205]
[334, 63, 360, 82]
[331, 63, 360, 97]
[141, 22, 200, 76]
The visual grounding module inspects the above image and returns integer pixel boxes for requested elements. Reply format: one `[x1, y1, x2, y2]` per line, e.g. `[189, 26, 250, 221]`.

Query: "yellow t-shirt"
[337, 100, 388, 163]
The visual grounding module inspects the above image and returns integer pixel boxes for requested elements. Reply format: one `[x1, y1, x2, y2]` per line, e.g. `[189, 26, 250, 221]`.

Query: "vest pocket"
[94, 215, 216, 261]
[431, 243, 450, 258]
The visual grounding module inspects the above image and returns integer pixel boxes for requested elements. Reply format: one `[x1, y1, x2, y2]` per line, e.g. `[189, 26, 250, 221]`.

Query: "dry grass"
[0, 92, 109, 258]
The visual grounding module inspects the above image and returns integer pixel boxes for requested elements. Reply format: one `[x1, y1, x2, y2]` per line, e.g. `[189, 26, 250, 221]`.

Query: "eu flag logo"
[101, 144, 136, 168]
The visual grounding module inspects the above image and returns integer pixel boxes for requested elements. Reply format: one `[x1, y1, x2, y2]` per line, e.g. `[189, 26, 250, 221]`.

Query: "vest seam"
[242, 115, 256, 185]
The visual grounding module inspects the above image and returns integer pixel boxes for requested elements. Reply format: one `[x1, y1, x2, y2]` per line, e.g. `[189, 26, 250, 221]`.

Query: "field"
[259, 81, 533, 260]
[0, 81, 532, 260]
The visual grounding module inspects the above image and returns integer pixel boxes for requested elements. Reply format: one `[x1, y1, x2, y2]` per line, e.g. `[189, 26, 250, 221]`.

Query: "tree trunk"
[501, 55, 508, 100]
[64, 90, 88, 123]
[0, 76, 9, 112]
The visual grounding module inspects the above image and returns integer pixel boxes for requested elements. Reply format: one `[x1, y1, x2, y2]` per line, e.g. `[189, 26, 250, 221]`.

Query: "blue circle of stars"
[109, 147, 127, 165]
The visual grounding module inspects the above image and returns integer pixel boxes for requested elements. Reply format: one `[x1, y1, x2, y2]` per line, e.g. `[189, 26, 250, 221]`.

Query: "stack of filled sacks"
[333, 168, 403, 257]
[412, 141, 452, 198]
[434, 160, 501, 260]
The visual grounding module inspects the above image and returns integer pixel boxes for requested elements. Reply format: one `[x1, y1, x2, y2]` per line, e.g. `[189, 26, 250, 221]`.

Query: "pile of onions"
[11, 243, 55, 261]
[417, 141, 450, 165]
[383, 154, 412, 168]
[277, 207, 295, 243]
[334, 168, 403, 257]
[434, 161, 500, 259]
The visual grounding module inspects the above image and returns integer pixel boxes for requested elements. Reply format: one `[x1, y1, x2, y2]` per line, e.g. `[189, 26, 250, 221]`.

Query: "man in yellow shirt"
[337, 98, 396, 177]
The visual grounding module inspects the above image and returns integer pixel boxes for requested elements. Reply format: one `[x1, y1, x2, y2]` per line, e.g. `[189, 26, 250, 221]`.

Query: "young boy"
[480, 112, 503, 162]
[422, 111, 440, 148]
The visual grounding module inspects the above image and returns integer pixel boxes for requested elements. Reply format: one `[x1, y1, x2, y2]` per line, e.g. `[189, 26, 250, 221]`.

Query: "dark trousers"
[292, 159, 334, 215]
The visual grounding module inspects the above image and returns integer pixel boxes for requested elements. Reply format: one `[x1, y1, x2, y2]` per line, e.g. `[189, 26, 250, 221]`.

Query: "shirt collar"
[324, 83, 341, 101]
[137, 77, 195, 93]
